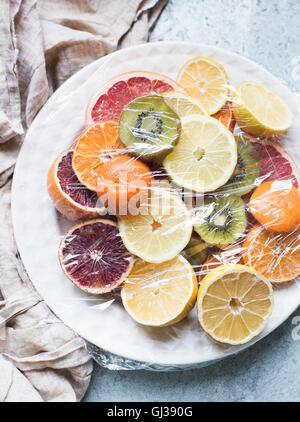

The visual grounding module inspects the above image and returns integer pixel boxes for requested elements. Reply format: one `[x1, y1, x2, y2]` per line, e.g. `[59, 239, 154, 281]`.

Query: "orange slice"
[243, 225, 300, 283]
[72, 121, 124, 191]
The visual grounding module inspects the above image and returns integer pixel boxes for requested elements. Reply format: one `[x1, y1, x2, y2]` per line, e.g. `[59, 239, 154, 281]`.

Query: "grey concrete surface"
[84, 0, 300, 402]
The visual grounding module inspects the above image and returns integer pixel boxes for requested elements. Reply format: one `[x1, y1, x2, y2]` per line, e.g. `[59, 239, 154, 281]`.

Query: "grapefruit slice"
[59, 219, 134, 294]
[250, 138, 300, 188]
[86, 71, 186, 126]
[47, 149, 103, 220]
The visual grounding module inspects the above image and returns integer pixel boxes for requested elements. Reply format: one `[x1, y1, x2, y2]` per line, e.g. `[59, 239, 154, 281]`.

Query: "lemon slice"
[163, 115, 237, 192]
[197, 264, 274, 345]
[232, 81, 293, 136]
[177, 56, 230, 114]
[121, 255, 198, 327]
[162, 92, 207, 118]
[118, 182, 192, 263]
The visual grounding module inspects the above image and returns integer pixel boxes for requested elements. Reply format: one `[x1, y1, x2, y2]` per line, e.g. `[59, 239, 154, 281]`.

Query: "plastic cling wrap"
[23, 44, 300, 370]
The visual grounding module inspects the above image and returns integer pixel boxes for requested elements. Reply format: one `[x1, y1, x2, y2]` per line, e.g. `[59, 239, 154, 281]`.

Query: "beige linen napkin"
[0, 0, 167, 402]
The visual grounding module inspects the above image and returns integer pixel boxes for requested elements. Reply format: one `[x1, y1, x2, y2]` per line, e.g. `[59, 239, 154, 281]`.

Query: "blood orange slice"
[85, 71, 186, 126]
[47, 149, 103, 220]
[59, 219, 134, 294]
[251, 138, 300, 188]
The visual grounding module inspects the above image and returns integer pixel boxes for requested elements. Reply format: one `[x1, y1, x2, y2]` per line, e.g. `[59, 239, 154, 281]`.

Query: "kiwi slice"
[119, 95, 180, 160]
[194, 195, 247, 246]
[216, 135, 260, 196]
[182, 233, 210, 268]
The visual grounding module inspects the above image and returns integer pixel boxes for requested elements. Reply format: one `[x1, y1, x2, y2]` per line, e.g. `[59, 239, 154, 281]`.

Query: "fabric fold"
[0, 0, 166, 402]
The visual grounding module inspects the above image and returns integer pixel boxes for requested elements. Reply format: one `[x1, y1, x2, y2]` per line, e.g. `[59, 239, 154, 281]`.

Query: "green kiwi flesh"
[119, 95, 180, 160]
[182, 233, 209, 268]
[194, 195, 247, 246]
[216, 135, 260, 196]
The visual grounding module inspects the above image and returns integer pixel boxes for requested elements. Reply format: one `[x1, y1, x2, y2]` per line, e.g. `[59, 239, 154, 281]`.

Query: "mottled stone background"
[84, 0, 300, 402]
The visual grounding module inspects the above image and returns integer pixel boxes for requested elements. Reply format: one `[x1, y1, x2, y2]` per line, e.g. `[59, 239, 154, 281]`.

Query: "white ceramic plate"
[12, 42, 300, 367]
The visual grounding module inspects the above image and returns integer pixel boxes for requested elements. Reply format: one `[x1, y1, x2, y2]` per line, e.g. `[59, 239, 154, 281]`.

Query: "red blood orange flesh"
[86, 71, 186, 126]
[59, 219, 133, 294]
[251, 139, 300, 188]
[47, 150, 103, 220]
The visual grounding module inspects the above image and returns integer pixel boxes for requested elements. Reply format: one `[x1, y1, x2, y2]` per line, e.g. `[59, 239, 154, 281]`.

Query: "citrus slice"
[163, 115, 237, 192]
[249, 180, 300, 233]
[58, 219, 134, 294]
[212, 101, 235, 132]
[243, 225, 300, 283]
[251, 138, 300, 188]
[96, 154, 154, 217]
[177, 56, 230, 115]
[47, 149, 103, 220]
[72, 121, 124, 191]
[162, 91, 207, 118]
[199, 247, 243, 281]
[118, 182, 193, 263]
[121, 255, 198, 327]
[197, 264, 274, 345]
[232, 81, 293, 136]
[86, 71, 186, 126]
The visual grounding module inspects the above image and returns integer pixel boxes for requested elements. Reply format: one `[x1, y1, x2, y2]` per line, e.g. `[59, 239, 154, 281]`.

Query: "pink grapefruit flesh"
[251, 139, 300, 188]
[86, 71, 186, 126]
[59, 219, 133, 294]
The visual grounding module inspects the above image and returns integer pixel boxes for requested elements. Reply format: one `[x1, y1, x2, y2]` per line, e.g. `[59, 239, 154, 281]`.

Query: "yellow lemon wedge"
[232, 81, 293, 136]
